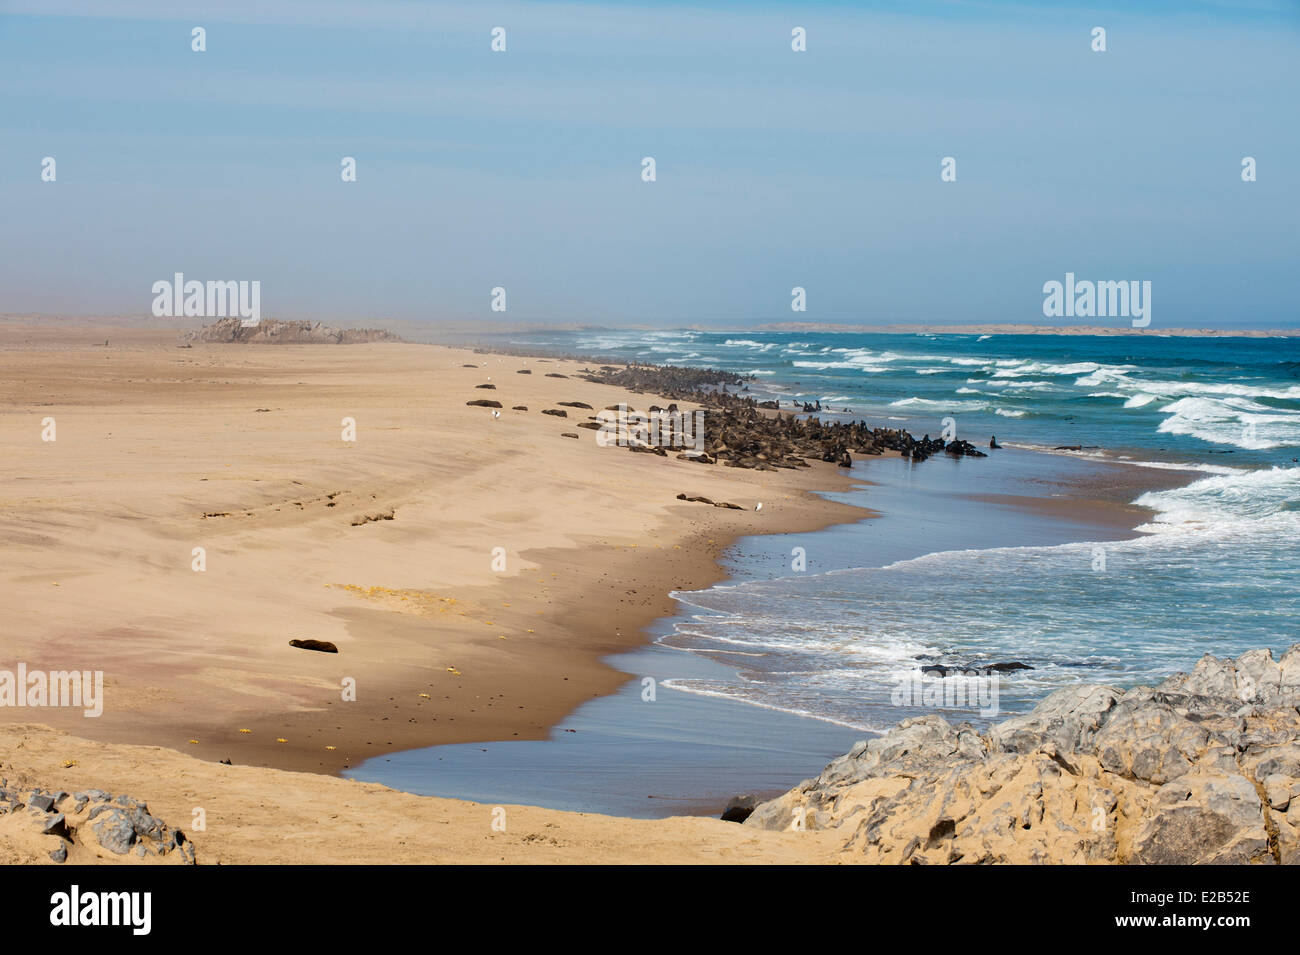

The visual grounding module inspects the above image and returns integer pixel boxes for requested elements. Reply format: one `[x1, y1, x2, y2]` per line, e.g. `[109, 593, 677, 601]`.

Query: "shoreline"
[341, 441, 1202, 818]
[0, 326, 869, 778]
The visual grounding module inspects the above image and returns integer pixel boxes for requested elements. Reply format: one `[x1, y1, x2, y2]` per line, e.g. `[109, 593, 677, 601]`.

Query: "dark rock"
[721, 794, 760, 823]
[27, 794, 55, 813]
[466, 399, 503, 408]
[475, 383, 497, 389]
[541, 409, 568, 417]
[92, 809, 137, 854]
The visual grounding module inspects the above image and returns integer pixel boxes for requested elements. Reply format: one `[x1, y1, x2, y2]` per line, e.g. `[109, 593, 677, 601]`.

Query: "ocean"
[502, 330, 1300, 726]
[348, 330, 1300, 815]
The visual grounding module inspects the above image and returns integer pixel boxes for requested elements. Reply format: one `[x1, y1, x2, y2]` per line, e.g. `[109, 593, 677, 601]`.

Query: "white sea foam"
[889, 397, 988, 411]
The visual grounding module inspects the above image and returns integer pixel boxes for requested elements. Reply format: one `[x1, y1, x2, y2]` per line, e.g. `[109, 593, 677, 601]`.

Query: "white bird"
[492, 410, 501, 419]
[755, 502, 763, 511]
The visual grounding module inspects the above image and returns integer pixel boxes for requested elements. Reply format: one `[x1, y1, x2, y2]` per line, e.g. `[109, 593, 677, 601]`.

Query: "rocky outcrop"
[746, 645, 1300, 865]
[0, 782, 195, 863]
[183, 318, 400, 344]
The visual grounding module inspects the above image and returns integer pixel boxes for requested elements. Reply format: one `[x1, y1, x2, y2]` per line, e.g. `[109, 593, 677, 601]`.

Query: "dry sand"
[1, 321, 867, 863]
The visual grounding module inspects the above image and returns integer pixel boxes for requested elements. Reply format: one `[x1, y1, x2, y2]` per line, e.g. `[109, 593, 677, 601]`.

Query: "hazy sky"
[2, 0, 1297, 328]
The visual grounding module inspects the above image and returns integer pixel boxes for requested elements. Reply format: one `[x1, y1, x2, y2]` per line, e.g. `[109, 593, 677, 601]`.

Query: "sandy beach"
[0, 319, 892, 862]
[0, 322, 869, 772]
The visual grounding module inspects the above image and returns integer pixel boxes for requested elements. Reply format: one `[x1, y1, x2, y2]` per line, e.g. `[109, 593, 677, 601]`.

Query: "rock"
[1264, 773, 1298, 811]
[561, 432, 579, 439]
[545, 373, 568, 378]
[466, 399, 503, 408]
[516, 369, 532, 374]
[721, 795, 760, 823]
[921, 661, 1032, 677]
[1131, 772, 1270, 865]
[92, 809, 137, 854]
[512, 405, 528, 411]
[289, 639, 339, 653]
[541, 409, 567, 417]
[43, 813, 70, 839]
[27, 794, 55, 813]
[558, 401, 593, 409]
[475, 383, 496, 389]
[49, 843, 67, 863]
[745, 644, 1300, 865]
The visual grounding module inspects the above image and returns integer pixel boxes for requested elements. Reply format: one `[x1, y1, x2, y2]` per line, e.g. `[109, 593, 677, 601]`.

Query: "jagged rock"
[92, 809, 138, 854]
[466, 399, 503, 408]
[541, 409, 567, 418]
[746, 645, 1300, 865]
[27, 794, 56, 813]
[721, 795, 761, 823]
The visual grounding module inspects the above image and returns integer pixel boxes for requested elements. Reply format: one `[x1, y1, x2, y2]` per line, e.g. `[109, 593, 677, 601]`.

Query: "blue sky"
[1, 0, 1297, 328]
